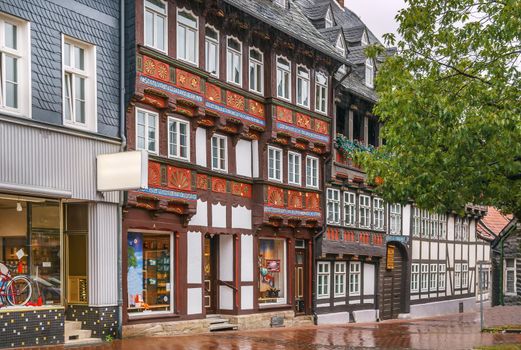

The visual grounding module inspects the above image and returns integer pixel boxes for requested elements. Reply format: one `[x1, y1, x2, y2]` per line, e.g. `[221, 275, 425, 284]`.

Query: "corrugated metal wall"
[88, 202, 118, 306]
[0, 120, 119, 203]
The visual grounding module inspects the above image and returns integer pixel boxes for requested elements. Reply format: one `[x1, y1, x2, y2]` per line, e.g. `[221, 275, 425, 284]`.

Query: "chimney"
[337, 0, 345, 8]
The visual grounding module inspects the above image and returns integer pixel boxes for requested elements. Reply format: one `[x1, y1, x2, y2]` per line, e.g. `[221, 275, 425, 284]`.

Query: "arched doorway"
[380, 243, 407, 320]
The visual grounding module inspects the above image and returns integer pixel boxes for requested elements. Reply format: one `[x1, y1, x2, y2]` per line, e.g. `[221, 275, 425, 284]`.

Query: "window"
[167, 117, 189, 160]
[305, 156, 319, 188]
[505, 259, 516, 295]
[454, 263, 461, 289]
[334, 262, 346, 297]
[343, 192, 356, 226]
[438, 264, 446, 290]
[365, 58, 374, 88]
[420, 264, 429, 292]
[276, 57, 291, 100]
[0, 15, 29, 116]
[259, 238, 287, 304]
[211, 134, 227, 172]
[359, 195, 371, 228]
[205, 26, 219, 76]
[389, 204, 401, 235]
[176, 9, 198, 65]
[268, 146, 282, 182]
[336, 35, 346, 58]
[249, 48, 263, 94]
[479, 266, 489, 292]
[455, 217, 462, 241]
[430, 264, 437, 291]
[361, 30, 368, 46]
[431, 213, 438, 239]
[136, 108, 158, 154]
[324, 8, 334, 28]
[439, 214, 447, 239]
[462, 263, 468, 288]
[144, 0, 167, 52]
[288, 152, 301, 185]
[412, 207, 421, 237]
[373, 198, 384, 230]
[462, 218, 469, 241]
[349, 262, 361, 296]
[227, 37, 242, 85]
[421, 210, 429, 238]
[327, 189, 340, 225]
[127, 231, 173, 314]
[411, 264, 419, 292]
[315, 72, 328, 114]
[273, 0, 287, 8]
[63, 37, 96, 130]
[296, 66, 310, 108]
[317, 261, 330, 299]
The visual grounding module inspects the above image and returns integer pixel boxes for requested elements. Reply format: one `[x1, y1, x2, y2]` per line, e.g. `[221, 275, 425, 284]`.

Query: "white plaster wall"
[363, 263, 375, 295]
[232, 205, 252, 229]
[252, 140, 259, 178]
[212, 203, 227, 228]
[190, 199, 208, 226]
[421, 241, 429, 260]
[196, 127, 207, 167]
[187, 231, 202, 284]
[241, 234, 253, 282]
[412, 240, 420, 259]
[235, 139, 252, 177]
[220, 234, 234, 281]
[455, 243, 462, 260]
[187, 288, 202, 315]
[220, 285, 234, 310]
[448, 243, 454, 266]
[470, 220, 476, 242]
[430, 242, 438, 261]
[241, 285, 254, 310]
[402, 205, 411, 236]
[440, 243, 447, 260]
[447, 215, 455, 241]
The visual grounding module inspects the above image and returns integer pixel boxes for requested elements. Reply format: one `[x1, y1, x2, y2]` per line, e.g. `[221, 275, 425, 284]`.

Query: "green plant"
[105, 335, 114, 343]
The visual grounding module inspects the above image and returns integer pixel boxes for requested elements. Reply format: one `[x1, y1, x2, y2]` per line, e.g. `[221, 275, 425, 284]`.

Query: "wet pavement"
[55, 309, 521, 350]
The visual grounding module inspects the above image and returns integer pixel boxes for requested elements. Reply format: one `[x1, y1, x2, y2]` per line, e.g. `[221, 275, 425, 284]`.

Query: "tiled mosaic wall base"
[65, 305, 118, 339]
[0, 307, 64, 348]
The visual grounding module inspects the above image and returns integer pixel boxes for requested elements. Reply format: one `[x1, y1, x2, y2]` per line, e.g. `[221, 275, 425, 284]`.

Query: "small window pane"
[5, 22, 17, 50]
[5, 56, 18, 108]
[74, 46, 85, 70]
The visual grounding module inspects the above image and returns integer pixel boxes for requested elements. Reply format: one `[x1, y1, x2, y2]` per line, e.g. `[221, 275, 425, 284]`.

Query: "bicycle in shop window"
[0, 251, 34, 307]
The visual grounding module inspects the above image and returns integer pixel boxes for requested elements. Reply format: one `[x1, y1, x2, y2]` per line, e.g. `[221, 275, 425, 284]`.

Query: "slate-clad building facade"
[0, 0, 121, 347]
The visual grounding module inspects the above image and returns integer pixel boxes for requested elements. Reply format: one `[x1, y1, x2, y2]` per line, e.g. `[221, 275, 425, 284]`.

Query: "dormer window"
[274, 0, 287, 8]
[365, 58, 374, 88]
[325, 8, 334, 28]
[361, 30, 369, 46]
[335, 35, 345, 57]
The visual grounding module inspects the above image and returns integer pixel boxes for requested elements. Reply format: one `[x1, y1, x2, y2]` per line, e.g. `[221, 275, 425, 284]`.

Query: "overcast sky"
[344, 0, 406, 44]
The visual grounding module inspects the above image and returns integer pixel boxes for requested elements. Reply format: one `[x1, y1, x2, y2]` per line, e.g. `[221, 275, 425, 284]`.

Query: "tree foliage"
[361, 0, 521, 217]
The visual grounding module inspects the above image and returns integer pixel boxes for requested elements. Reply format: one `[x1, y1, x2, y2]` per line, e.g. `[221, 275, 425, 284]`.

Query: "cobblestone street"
[53, 307, 521, 350]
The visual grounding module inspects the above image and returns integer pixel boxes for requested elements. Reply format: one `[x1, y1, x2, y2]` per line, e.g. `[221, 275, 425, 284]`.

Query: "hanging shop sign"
[97, 150, 148, 191]
[386, 245, 395, 270]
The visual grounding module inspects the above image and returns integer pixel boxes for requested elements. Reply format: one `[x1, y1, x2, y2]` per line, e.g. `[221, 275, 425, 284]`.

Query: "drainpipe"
[117, 0, 127, 339]
[500, 238, 504, 306]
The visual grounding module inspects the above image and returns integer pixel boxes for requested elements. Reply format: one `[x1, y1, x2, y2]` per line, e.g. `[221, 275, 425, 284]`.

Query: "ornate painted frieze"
[205, 101, 265, 126]
[231, 181, 252, 198]
[275, 121, 329, 143]
[296, 113, 311, 129]
[287, 190, 303, 209]
[139, 75, 204, 103]
[249, 100, 265, 119]
[196, 174, 209, 190]
[314, 118, 328, 135]
[176, 68, 201, 92]
[264, 206, 321, 218]
[137, 187, 197, 201]
[226, 91, 245, 111]
[167, 166, 192, 192]
[305, 192, 320, 211]
[148, 161, 162, 187]
[267, 186, 285, 207]
[205, 82, 222, 103]
[276, 106, 293, 123]
[143, 56, 170, 82]
[211, 177, 227, 193]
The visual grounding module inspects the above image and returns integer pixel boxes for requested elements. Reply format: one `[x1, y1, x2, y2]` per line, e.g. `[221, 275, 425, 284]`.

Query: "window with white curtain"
[389, 204, 401, 235]
[344, 192, 356, 227]
[334, 262, 346, 297]
[462, 263, 469, 288]
[420, 264, 429, 292]
[276, 57, 291, 100]
[305, 156, 319, 188]
[359, 195, 371, 228]
[327, 188, 340, 225]
[373, 198, 384, 230]
[249, 47, 263, 94]
[144, 0, 167, 52]
[205, 26, 219, 76]
[268, 146, 282, 182]
[177, 9, 198, 64]
[365, 58, 374, 87]
[135, 108, 158, 154]
[211, 134, 227, 172]
[296, 66, 310, 108]
[317, 262, 330, 299]
[315, 72, 328, 114]
[167, 117, 189, 161]
[454, 263, 461, 288]
[412, 207, 421, 237]
[430, 264, 438, 291]
[349, 262, 361, 296]
[438, 264, 446, 290]
[226, 37, 242, 85]
[411, 263, 419, 292]
[288, 152, 301, 185]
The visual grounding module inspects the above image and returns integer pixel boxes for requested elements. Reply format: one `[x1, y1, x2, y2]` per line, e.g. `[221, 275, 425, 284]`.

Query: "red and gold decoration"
[249, 100, 265, 118]
[205, 82, 222, 103]
[142, 56, 169, 82]
[211, 177, 227, 193]
[305, 192, 320, 211]
[314, 119, 328, 135]
[287, 190, 303, 209]
[276, 106, 293, 123]
[267, 186, 284, 208]
[176, 68, 201, 92]
[196, 174, 209, 190]
[231, 182, 252, 198]
[167, 166, 192, 192]
[226, 91, 245, 111]
[296, 113, 311, 129]
[148, 161, 161, 187]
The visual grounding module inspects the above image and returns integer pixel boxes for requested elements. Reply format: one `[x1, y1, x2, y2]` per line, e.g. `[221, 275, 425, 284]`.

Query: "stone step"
[206, 314, 221, 319]
[209, 323, 238, 332]
[64, 337, 103, 347]
[208, 318, 230, 325]
[66, 329, 92, 340]
[64, 321, 82, 333]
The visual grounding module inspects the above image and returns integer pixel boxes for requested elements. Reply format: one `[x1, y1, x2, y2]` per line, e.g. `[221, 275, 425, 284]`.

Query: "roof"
[336, 70, 377, 103]
[223, 0, 349, 65]
[480, 207, 514, 236]
[318, 26, 342, 43]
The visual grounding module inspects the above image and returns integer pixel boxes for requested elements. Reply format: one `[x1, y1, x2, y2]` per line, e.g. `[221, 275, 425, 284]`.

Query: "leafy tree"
[361, 0, 521, 217]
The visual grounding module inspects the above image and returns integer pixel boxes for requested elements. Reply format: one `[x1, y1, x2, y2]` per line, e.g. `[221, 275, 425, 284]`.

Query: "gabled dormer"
[273, 0, 288, 9]
[361, 29, 369, 46]
[365, 57, 375, 88]
[325, 7, 334, 28]
[335, 33, 346, 58]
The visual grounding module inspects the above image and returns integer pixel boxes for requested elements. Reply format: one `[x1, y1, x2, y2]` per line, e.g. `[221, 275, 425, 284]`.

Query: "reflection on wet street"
[63, 311, 521, 350]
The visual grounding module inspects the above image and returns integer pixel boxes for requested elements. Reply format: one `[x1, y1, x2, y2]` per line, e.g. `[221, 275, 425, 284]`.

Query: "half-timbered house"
[121, 0, 347, 335]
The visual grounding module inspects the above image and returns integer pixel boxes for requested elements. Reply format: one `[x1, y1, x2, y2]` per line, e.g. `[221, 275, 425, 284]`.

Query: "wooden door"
[294, 247, 306, 314]
[204, 235, 217, 314]
[381, 244, 405, 320]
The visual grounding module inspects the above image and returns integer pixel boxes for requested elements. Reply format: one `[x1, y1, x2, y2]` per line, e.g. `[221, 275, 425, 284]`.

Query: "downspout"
[117, 0, 127, 339]
[500, 238, 504, 305]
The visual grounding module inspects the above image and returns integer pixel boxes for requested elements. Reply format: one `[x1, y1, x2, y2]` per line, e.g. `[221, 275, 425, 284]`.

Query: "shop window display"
[258, 238, 286, 305]
[0, 197, 61, 308]
[127, 232, 173, 314]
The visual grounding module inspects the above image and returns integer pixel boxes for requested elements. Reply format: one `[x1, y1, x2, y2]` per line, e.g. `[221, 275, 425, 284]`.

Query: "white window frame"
[439, 214, 447, 239]
[420, 263, 429, 292]
[372, 197, 384, 230]
[135, 107, 159, 154]
[317, 261, 330, 299]
[226, 36, 242, 86]
[430, 264, 438, 291]
[327, 188, 340, 225]
[361, 30, 368, 46]
[248, 47, 263, 95]
[167, 116, 190, 161]
[305, 156, 319, 189]
[205, 25, 219, 77]
[334, 262, 346, 297]
[144, 0, 167, 53]
[359, 195, 371, 228]
[296, 65, 310, 108]
[455, 217, 462, 241]
[315, 71, 328, 114]
[343, 192, 356, 227]
[349, 262, 361, 296]
[462, 218, 469, 241]
[462, 263, 469, 288]
[438, 264, 446, 291]
[211, 134, 228, 172]
[389, 204, 401, 235]
[288, 151, 301, 186]
[0, 14, 31, 118]
[454, 263, 461, 289]
[413, 207, 421, 237]
[273, 0, 287, 8]
[335, 35, 346, 58]
[267, 146, 283, 182]
[176, 8, 199, 65]
[505, 259, 516, 295]
[411, 263, 419, 292]
[325, 8, 334, 28]
[62, 36, 97, 132]
[365, 58, 374, 88]
[276, 56, 291, 101]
